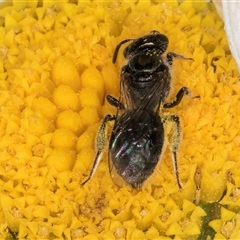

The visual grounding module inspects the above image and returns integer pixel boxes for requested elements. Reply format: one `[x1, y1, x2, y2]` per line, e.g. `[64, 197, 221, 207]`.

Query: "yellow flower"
[0, 0, 239, 239]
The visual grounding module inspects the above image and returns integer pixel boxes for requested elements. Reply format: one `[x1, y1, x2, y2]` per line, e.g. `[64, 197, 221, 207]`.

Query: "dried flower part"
[0, 0, 239, 239]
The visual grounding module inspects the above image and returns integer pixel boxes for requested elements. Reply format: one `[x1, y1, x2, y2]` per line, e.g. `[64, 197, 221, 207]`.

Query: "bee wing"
[109, 71, 168, 186]
[123, 71, 169, 112]
[122, 70, 168, 114]
[139, 75, 166, 112]
[120, 74, 132, 110]
[121, 72, 167, 138]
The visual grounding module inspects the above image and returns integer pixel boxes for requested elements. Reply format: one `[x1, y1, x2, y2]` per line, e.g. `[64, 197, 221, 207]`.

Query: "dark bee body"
[109, 109, 164, 188]
[81, 30, 192, 188]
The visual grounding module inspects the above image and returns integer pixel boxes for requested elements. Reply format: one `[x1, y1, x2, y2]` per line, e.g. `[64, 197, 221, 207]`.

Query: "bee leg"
[194, 167, 202, 205]
[163, 87, 190, 108]
[162, 114, 182, 189]
[81, 114, 116, 186]
[106, 94, 125, 110]
[166, 52, 193, 65]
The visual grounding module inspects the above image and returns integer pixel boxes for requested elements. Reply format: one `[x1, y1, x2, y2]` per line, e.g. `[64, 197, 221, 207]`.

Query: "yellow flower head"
[0, 0, 240, 239]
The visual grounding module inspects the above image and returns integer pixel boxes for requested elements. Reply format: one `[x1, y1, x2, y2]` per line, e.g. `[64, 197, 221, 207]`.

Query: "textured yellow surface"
[0, 0, 240, 239]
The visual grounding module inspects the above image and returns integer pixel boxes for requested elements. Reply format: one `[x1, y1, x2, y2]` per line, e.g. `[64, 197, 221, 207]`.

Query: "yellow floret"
[73, 147, 95, 171]
[51, 57, 81, 92]
[21, 107, 54, 136]
[79, 106, 99, 127]
[32, 96, 59, 120]
[80, 67, 105, 101]
[46, 148, 76, 172]
[25, 68, 40, 85]
[101, 63, 119, 97]
[56, 109, 83, 134]
[75, 125, 98, 153]
[51, 128, 77, 149]
[79, 87, 101, 111]
[53, 85, 80, 111]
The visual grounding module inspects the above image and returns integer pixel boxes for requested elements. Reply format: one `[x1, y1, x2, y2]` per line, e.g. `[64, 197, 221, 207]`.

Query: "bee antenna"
[112, 38, 133, 64]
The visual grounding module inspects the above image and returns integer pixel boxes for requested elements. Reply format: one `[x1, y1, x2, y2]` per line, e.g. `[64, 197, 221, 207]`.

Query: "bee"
[81, 30, 193, 188]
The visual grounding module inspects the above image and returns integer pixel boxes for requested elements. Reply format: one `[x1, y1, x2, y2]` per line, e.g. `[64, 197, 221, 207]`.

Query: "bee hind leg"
[81, 114, 116, 186]
[162, 114, 182, 189]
